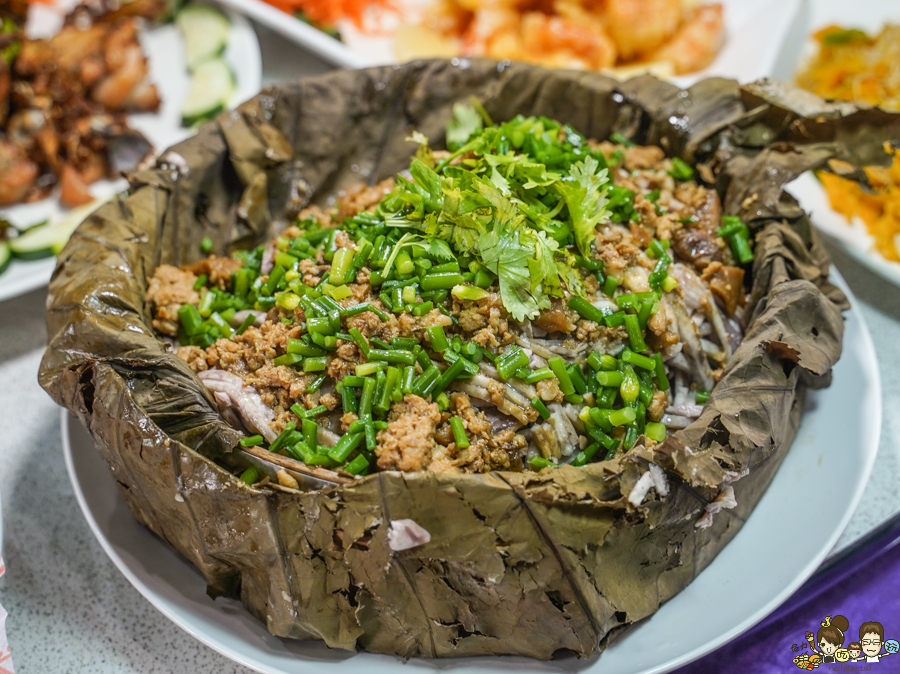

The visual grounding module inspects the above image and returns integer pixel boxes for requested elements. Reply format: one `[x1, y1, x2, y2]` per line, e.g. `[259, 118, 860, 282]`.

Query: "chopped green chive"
[621, 348, 655, 370]
[269, 422, 297, 453]
[235, 313, 257, 335]
[497, 346, 530, 380]
[426, 325, 450, 352]
[524, 367, 555, 384]
[364, 420, 377, 450]
[645, 422, 667, 442]
[718, 216, 755, 264]
[359, 377, 376, 416]
[411, 301, 434, 316]
[344, 453, 370, 476]
[653, 353, 670, 392]
[239, 435, 263, 447]
[528, 456, 556, 470]
[547, 356, 575, 395]
[422, 271, 464, 291]
[356, 361, 385, 377]
[567, 296, 606, 324]
[302, 418, 318, 452]
[531, 397, 551, 420]
[451, 284, 490, 301]
[328, 432, 364, 463]
[303, 356, 328, 372]
[608, 407, 636, 426]
[668, 157, 694, 181]
[603, 275, 620, 297]
[623, 314, 648, 352]
[571, 443, 600, 467]
[306, 373, 327, 393]
[368, 349, 416, 366]
[274, 353, 304, 367]
[588, 427, 619, 451]
[620, 365, 640, 403]
[178, 304, 204, 335]
[239, 465, 260, 485]
[349, 328, 371, 357]
[450, 417, 470, 448]
[596, 370, 623, 387]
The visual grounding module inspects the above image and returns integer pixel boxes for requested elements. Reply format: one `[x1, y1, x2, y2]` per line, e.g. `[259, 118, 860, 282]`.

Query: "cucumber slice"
[10, 198, 108, 261]
[176, 5, 231, 71]
[181, 58, 235, 127]
[0, 241, 11, 275]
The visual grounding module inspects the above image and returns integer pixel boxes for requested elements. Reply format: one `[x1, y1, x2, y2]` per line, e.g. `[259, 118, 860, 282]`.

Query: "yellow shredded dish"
[795, 24, 900, 111]
[819, 152, 900, 262]
[796, 25, 900, 262]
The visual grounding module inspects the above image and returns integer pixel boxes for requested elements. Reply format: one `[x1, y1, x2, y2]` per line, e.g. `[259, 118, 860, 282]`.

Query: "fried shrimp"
[413, 0, 725, 75]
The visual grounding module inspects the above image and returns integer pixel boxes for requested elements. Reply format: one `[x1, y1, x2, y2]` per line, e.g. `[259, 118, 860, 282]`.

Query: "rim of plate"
[61, 269, 880, 674]
[215, 0, 365, 68]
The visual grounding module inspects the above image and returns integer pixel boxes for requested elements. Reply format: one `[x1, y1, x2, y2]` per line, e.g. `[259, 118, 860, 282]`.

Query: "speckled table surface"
[1, 23, 899, 674]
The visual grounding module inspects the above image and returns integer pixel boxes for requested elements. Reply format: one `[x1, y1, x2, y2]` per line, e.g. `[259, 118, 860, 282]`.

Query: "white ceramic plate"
[770, 0, 900, 290]
[62, 271, 879, 674]
[215, 0, 800, 88]
[0, 3, 262, 304]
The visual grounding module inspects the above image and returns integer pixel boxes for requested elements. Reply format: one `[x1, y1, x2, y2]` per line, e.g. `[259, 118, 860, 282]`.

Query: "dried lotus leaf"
[40, 60, 899, 659]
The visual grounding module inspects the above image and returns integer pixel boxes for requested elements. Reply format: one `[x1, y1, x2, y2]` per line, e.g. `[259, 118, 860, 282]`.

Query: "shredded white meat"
[387, 519, 432, 551]
[695, 486, 737, 529]
[198, 369, 276, 442]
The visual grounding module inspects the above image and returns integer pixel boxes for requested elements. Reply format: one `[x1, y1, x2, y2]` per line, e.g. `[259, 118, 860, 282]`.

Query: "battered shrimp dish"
[403, 0, 725, 75]
[149, 109, 753, 481]
[0, 0, 164, 207]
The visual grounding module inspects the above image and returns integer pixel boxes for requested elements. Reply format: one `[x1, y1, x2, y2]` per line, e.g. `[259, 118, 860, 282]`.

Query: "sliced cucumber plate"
[0, 241, 11, 274]
[176, 4, 231, 72]
[9, 197, 109, 261]
[181, 58, 235, 127]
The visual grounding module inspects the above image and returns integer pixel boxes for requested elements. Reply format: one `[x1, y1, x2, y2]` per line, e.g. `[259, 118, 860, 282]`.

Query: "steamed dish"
[40, 61, 858, 660]
[150, 108, 752, 479]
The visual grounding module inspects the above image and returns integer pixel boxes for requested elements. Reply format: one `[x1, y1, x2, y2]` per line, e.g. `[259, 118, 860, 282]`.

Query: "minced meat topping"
[149, 109, 752, 480]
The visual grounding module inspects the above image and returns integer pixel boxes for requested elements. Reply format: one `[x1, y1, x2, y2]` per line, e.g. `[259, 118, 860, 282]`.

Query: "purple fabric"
[673, 519, 900, 673]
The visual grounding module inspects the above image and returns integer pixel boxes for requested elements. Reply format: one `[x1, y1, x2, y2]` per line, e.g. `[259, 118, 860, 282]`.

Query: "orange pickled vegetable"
[795, 24, 900, 111]
[819, 151, 900, 262]
[262, 0, 393, 29]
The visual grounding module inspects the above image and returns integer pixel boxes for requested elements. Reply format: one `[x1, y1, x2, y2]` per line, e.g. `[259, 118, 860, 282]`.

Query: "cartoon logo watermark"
[790, 615, 898, 669]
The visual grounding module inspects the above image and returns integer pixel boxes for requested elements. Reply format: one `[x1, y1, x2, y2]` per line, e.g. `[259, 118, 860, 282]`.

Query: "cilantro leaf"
[480, 227, 548, 321]
[554, 249, 585, 298]
[526, 229, 560, 295]
[474, 179, 551, 320]
[446, 103, 483, 151]
[409, 159, 443, 213]
[424, 239, 454, 263]
[436, 211, 485, 254]
[406, 131, 435, 169]
[556, 156, 610, 258]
